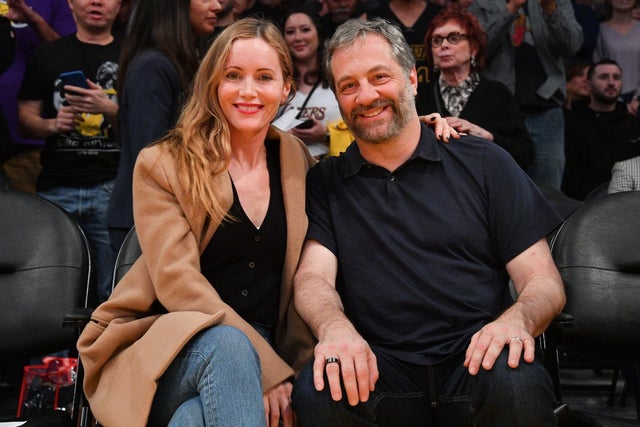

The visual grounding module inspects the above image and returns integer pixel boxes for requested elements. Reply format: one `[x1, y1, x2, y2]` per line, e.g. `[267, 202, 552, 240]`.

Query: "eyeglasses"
[430, 32, 469, 47]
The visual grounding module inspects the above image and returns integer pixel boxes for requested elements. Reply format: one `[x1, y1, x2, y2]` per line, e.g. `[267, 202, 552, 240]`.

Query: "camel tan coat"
[77, 127, 316, 427]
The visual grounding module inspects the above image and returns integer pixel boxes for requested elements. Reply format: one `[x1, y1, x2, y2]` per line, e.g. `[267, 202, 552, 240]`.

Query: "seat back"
[550, 191, 640, 357]
[583, 180, 611, 202]
[0, 190, 91, 357]
[537, 184, 583, 220]
[112, 226, 141, 288]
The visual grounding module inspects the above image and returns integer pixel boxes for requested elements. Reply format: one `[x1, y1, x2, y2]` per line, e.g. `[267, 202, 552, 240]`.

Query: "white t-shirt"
[274, 84, 341, 157]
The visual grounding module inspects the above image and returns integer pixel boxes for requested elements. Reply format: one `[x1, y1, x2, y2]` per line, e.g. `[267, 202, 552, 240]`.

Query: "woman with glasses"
[416, 7, 535, 170]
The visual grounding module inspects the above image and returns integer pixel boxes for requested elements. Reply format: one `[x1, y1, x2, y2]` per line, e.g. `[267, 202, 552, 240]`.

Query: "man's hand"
[294, 241, 379, 406]
[63, 80, 118, 120]
[51, 105, 80, 134]
[464, 239, 564, 376]
[6, 0, 38, 23]
[313, 320, 378, 406]
[263, 381, 293, 427]
[463, 318, 536, 375]
[7, 0, 61, 42]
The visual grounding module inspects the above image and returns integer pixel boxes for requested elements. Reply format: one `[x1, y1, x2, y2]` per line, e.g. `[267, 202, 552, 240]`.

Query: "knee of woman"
[194, 325, 259, 365]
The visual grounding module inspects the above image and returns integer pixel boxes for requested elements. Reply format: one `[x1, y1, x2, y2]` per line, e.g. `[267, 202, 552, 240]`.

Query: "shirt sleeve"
[305, 160, 340, 256]
[482, 140, 562, 264]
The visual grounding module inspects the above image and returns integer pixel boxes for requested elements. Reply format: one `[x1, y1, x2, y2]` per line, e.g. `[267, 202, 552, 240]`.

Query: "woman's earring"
[432, 64, 439, 73]
[470, 55, 477, 69]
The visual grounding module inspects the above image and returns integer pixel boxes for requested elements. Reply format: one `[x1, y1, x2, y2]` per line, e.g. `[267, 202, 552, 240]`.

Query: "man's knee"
[473, 351, 557, 426]
[292, 361, 344, 422]
[480, 351, 554, 399]
[292, 362, 323, 409]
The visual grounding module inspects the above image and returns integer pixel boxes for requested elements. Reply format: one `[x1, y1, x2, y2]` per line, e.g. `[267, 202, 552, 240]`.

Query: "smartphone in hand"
[295, 119, 314, 129]
[59, 70, 88, 97]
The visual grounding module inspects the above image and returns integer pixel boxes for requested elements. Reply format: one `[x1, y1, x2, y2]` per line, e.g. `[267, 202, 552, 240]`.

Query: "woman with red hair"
[416, 7, 535, 170]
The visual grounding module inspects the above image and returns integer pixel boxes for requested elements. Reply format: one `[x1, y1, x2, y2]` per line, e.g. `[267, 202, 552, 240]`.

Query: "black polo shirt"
[305, 123, 561, 365]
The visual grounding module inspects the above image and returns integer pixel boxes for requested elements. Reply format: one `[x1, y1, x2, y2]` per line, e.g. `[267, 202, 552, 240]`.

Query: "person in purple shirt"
[0, 0, 76, 192]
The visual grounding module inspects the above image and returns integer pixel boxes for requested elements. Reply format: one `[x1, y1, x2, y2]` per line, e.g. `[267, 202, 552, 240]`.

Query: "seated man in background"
[292, 18, 565, 427]
[563, 59, 640, 200]
[608, 155, 640, 193]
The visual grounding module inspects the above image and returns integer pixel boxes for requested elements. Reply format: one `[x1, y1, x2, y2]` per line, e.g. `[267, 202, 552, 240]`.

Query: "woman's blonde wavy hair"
[162, 17, 296, 223]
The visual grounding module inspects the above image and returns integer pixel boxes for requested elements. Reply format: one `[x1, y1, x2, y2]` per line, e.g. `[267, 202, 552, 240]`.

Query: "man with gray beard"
[291, 18, 565, 427]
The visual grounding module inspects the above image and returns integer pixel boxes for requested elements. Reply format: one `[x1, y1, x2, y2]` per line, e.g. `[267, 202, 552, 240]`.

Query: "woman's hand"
[419, 113, 460, 143]
[445, 116, 493, 140]
[263, 380, 294, 427]
[289, 118, 328, 145]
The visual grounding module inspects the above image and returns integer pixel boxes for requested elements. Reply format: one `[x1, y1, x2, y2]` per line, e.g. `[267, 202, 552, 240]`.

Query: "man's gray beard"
[343, 85, 416, 146]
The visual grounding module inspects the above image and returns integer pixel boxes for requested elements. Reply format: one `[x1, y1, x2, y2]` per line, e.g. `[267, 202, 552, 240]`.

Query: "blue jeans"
[38, 180, 114, 303]
[524, 107, 565, 191]
[148, 325, 266, 427]
[292, 347, 557, 427]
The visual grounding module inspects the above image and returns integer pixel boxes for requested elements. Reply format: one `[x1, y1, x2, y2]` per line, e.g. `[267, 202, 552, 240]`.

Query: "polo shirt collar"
[341, 122, 442, 177]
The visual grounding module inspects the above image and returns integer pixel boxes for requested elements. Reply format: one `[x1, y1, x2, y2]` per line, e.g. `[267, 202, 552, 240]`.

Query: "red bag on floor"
[17, 356, 77, 418]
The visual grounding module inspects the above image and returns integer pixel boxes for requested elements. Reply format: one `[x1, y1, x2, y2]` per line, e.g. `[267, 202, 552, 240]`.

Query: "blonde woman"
[78, 18, 315, 427]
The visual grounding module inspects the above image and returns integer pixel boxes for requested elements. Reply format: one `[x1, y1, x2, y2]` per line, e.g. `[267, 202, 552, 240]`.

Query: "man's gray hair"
[323, 18, 416, 92]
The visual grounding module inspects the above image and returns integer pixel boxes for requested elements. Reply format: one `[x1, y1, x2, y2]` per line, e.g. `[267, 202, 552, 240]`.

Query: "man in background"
[563, 59, 640, 200]
[17, 0, 121, 303]
[469, 0, 583, 191]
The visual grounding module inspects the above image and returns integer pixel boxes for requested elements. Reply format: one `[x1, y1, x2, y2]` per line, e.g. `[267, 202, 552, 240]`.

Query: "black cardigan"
[416, 76, 534, 170]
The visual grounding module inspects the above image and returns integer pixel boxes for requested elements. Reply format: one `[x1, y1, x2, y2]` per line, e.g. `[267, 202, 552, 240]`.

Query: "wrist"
[317, 317, 351, 341]
[46, 118, 58, 136]
[25, 8, 41, 25]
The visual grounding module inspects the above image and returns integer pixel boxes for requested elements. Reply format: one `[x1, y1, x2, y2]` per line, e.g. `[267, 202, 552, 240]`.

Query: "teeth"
[362, 108, 384, 117]
[237, 105, 259, 112]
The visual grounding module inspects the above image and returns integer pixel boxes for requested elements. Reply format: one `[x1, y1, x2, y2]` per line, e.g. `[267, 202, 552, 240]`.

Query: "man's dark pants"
[293, 346, 557, 426]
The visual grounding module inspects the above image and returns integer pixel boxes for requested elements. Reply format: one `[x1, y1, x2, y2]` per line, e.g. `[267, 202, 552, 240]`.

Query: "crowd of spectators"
[1, 0, 639, 423]
[2, 0, 638, 204]
[0, 0, 640, 298]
